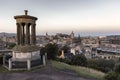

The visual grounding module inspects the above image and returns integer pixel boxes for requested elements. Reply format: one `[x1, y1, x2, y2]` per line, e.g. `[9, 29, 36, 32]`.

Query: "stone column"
[20, 23, 23, 45]
[31, 24, 36, 45]
[45, 53, 47, 62]
[43, 55, 46, 66]
[31, 52, 32, 59]
[22, 24, 25, 45]
[25, 23, 30, 45]
[34, 24, 36, 44]
[9, 59, 12, 71]
[20, 23, 25, 45]
[3, 55, 5, 65]
[27, 59, 31, 70]
[16, 23, 20, 45]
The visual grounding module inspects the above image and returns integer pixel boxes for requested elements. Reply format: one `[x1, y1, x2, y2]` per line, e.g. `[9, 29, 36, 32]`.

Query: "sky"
[0, 0, 120, 36]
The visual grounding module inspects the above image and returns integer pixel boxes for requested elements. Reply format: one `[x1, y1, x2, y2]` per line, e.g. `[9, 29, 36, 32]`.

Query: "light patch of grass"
[0, 65, 44, 73]
[51, 60, 105, 80]
[0, 66, 8, 72]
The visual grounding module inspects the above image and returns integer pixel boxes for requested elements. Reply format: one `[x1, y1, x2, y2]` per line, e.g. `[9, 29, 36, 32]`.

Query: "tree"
[114, 63, 120, 73]
[60, 45, 70, 53]
[40, 47, 46, 55]
[46, 43, 59, 60]
[71, 54, 87, 66]
[104, 71, 119, 80]
[58, 45, 70, 56]
[87, 59, 115, 73]
[104, 63, 120, 80]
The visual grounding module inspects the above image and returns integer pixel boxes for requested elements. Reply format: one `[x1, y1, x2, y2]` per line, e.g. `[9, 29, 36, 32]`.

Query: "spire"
[78, 34, 82, 44]
[46, 32, 48, 36]
[70, 31, 74, 39]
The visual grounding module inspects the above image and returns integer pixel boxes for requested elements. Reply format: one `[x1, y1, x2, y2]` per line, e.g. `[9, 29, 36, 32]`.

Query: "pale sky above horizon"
[0, 0, 120, 36]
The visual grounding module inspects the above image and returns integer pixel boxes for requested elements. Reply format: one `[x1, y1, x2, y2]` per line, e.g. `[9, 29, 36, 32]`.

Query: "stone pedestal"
[11, 45, 41, 70]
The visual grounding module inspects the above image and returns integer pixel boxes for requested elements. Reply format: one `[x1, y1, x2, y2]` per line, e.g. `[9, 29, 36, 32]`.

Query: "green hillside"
[51, 60, 105, 80]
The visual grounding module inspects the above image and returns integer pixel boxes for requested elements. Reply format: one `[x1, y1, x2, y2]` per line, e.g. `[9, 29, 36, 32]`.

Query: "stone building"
[96, 44, 120, 60]
[70, 31, 74, 39]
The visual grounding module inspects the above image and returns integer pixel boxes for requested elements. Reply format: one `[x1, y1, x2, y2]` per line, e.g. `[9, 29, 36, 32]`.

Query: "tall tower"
[14, 10, 37, 45]
[70, 31, 74, 45]
[70, 31, 74, 39]
[46, 32, 49, 38]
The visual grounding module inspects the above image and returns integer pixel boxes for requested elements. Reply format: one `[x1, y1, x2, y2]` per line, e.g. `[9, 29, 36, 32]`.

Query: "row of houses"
[59, 36, 120, 60]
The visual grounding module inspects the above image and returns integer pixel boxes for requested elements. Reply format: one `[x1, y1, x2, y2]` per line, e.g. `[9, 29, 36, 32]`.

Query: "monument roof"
[14, 10, 37, 20]
[14, 15, 37, 20]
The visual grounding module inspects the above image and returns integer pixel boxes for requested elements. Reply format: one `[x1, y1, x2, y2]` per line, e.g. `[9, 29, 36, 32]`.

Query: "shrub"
[56, 58, 64, 62]
[87, 59, 115, 73]
[104, 63, 120, 80]
[63, 58, 71, 64]
[71, 54, 87, 66]
[114, 63, 120, 73]
[117, 75, 120, 80]
[40, 47, 46, 55]
[60, 45, 70, 53]
[45, 43, 59, 60]
[104, 71, 118, 80]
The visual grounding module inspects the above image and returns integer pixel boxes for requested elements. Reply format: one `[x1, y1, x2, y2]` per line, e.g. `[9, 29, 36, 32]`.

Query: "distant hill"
[0, 32, 16, 37]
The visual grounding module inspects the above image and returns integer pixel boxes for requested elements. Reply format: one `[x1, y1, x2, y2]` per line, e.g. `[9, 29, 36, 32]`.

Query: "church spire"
[70, 31, 74, 39]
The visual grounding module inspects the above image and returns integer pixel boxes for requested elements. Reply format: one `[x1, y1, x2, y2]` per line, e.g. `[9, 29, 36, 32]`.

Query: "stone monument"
[7, 10, 41, 70]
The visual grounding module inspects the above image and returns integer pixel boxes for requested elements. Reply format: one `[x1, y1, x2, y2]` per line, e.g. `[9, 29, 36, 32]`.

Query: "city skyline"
[0, 0, 120, 36]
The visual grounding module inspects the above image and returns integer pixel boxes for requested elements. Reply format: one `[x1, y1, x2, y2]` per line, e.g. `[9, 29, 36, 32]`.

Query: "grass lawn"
[0, 65, 44, 73]
[51, 60, 105, 80]
[0, 66, 8, 72]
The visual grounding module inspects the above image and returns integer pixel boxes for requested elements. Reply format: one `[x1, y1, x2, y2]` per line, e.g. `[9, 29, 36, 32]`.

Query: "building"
[70, 31, 74, 39]
[96, 44, 120, 60]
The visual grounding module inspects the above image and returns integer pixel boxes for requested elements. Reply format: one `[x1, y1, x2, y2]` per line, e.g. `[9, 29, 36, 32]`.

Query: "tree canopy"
[45, 43, 59, 60]
[71, 54, 87, 66]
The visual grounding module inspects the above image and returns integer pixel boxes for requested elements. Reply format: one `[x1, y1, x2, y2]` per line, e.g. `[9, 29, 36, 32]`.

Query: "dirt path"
[0, 63, 94, 80]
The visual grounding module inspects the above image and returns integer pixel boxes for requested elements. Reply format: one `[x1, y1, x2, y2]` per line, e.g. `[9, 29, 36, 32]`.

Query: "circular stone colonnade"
[15, 10, 37, 45]
[3, 10, 46, 70]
